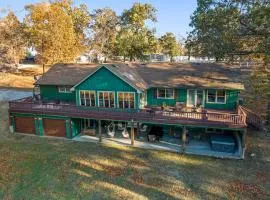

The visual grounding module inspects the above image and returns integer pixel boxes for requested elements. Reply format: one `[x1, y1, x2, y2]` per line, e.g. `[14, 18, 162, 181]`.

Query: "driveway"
[0, 88, 32, 101]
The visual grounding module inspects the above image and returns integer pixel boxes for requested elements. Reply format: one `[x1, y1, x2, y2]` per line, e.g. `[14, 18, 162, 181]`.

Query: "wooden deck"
[9, 98, 247, 128]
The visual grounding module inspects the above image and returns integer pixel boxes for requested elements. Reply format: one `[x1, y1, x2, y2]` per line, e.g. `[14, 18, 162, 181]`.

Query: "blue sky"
[0, 0, 197, 37]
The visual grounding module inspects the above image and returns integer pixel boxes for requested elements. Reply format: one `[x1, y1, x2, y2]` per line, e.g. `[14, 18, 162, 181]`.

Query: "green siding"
[9, 116, 15, 133]
[147, 88, 187, 107]
[65, 119, 71, 139]
[147, 88, 239, 110]
[37, 66, 239, 112]
[40, 85, 76, 102]
[71, 118, 81, 137]
[75, 67, 140, 109]
[204, 90, 239, 110]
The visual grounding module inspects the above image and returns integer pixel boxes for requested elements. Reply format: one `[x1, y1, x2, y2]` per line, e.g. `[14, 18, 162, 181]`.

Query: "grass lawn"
[0, 66, 49, 89]
[0, 101, 269, 200]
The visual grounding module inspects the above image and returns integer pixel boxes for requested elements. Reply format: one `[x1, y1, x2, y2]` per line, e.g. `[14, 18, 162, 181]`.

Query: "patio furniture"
[107, 123, 115, 138]
[148, 134, 157, 142]
[140, 124, 148, 132]
[175, 102, 186, 112]
[163, 106, 174, 112]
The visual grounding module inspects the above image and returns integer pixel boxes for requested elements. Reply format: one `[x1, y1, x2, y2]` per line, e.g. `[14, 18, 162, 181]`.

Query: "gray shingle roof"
[35, 62, 245, 90]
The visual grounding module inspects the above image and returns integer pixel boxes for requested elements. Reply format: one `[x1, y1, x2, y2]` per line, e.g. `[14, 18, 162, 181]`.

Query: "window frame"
[117, 92, 136, 109]
[206, 90, 226, 104]
[157, 88, 175, 99]
[79, 90, 96, 107]
[58, 86, 72, 93]
[97, 91, 115, 108]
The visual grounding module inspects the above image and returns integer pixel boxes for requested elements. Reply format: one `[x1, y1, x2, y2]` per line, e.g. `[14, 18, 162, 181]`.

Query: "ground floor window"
[207, 90, 226, 104]
[98, 91, 115, 108]
[118, 92, 135, 109]
[80, 91, 96, 106]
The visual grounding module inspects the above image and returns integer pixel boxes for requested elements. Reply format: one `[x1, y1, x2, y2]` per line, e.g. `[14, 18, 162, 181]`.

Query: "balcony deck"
[9, 98, 247, 129]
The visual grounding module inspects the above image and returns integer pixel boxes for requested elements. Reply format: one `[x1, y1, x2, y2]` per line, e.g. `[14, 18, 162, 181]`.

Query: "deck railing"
[9, 100, 247, 128]
[239, 105, 263, 130]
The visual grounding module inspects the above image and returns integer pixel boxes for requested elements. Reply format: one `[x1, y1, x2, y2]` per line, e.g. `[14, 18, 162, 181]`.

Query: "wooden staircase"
[239, 106, 263, 130]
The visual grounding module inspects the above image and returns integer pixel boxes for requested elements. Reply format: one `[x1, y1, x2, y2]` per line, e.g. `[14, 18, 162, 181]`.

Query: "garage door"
[43, 118, 66, 137]
[15, 116, 35, 134]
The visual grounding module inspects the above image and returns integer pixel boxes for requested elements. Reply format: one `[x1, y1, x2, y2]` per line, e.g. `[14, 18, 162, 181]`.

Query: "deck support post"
[181, 126, 187, 153]
[137, 122, 140, 139]
[98, 120, 102, 142]
[131, 120, 134, 145]
[242, 128, 247, 158]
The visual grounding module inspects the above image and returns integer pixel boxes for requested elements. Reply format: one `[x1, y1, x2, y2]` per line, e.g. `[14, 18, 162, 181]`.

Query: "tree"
[186, 1, 241, 61]
[0, 12, 27, 68]
[121, 3, 157, 31]
[187, 0, 270, 124]
[90, 8, 119, 62]
[159, 32, 182, 62]
[116, 3, 157, 61]
[24, 1, 90, 67]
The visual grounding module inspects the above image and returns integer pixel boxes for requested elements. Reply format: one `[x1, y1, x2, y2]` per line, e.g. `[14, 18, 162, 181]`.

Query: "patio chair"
[117, 122, 125, 131]
[140, 124, 148, 132]
[175, 102, 186, 112]
[122, 128, 129, 138]
[118, 122, 129, 138]
[107, 122, 115, 138]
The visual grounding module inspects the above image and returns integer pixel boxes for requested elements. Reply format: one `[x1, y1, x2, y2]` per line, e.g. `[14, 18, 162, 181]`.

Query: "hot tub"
[210, 134, 236, 153]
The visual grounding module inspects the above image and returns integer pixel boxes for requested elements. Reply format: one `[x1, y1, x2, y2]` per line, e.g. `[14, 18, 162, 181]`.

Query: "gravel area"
[0, 88, 32, 101]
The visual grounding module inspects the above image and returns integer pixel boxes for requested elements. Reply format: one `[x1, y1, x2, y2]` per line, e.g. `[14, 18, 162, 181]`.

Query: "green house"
[9, 62, 248, 158]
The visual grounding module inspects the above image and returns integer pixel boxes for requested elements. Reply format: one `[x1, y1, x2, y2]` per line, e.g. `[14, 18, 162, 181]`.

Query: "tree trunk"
[267, 73, 270, 126]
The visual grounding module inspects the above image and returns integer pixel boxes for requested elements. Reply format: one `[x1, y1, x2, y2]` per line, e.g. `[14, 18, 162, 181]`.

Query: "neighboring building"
[9, 62, 251, 158]
[145, 54, 170, 62]
[76, 51, 105, 63]
[145, 54, 215, 63]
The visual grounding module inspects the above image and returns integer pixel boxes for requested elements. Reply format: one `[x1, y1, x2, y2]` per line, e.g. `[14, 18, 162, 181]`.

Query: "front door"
[187, 89, 205, 107]
[187, 89, 196, 107]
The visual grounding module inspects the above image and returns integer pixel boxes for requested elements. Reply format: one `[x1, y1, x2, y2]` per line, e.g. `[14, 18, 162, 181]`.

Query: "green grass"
[0, 102, 270, 200]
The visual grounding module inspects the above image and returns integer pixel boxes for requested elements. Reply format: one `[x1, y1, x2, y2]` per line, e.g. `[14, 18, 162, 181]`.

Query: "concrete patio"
[73, 134, 243, 159]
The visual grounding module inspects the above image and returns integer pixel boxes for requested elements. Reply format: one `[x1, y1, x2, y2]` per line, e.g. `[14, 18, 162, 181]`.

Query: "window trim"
[117, 91, 136, 109]
[58, 86, 72, 93]
[97, 91, 115, 108]
[157, 88, 175, 99]
[206, 90, 226, 104]
[79, 90, 96, 107]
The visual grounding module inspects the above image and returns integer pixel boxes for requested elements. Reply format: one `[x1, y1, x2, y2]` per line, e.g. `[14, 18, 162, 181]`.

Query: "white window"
[118, 92, 135, 109]
[207, 90, 226, 104]
[80, 91, 96, 107]
[98, 91, 115, 108]
[157, 88, 174, 99]
[58, 86, 72, 93]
